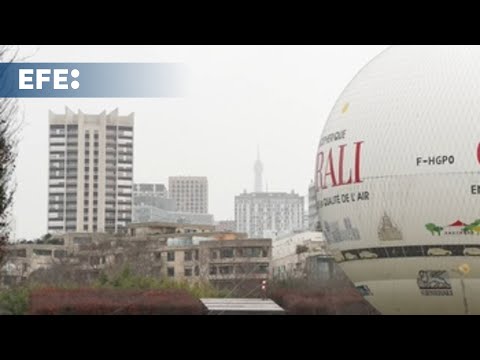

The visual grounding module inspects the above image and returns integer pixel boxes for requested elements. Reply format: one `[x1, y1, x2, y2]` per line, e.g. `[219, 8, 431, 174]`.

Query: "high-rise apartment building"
[235, 191, 304, 238]
[48, 108, 134, 234]
[168, 177, 208, 214]
[133, 183, 173, 209]
[308, 181, 320, 231]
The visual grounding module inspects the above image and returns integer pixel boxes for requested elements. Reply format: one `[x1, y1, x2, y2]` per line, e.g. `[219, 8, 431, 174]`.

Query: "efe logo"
[19, 68, 80, 90]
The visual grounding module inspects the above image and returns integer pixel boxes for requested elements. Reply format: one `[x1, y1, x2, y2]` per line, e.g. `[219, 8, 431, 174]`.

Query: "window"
[54, 250, 67, 258]
[194, 250, 199, 261]
[210, 250, 218, 260]
[167, 251, 175, 262]
[184, 268, 192, 277]
[33, 249, 52, 256]
[219, 266, 234, 275]
[209, 266, 217, 275]
[239, 247, 264, 258]
[256, 263, 269, 274]
[195, 266, 199, 276]
[184, 250, 192, 261]
[167, 267, 175, 277]
[220, 248, 234, 258]
[236, 265, 246, 274]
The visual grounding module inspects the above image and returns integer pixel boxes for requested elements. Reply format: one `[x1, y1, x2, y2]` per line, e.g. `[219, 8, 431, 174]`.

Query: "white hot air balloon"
[316, 45, 480, 315]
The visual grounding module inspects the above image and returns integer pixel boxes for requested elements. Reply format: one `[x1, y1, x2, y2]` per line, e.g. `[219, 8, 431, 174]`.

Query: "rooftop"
[128, 222, 215, 229]
[236, 191, 303, 199]
[200, 298, 285, 315]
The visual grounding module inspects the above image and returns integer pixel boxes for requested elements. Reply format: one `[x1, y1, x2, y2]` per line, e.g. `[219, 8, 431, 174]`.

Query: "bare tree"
[0, 45, 19, 264]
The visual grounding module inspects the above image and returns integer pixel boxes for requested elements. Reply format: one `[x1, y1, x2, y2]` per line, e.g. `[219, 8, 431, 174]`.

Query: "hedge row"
[29, 288, 207, 315]
[269, 287, 377, 315]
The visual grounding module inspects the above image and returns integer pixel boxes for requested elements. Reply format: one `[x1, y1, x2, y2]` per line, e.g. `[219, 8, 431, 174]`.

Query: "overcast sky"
[11, 45, 388, 240]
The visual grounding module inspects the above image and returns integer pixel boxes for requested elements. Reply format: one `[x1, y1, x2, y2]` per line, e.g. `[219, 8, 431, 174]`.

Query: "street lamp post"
[261, 280, 267, 300]
[453, 264, 470, 315]
[460, 275, 469, 315]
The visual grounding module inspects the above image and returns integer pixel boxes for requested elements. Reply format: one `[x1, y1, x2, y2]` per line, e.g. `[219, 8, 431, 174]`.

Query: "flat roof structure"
[200, 298, 285, 315]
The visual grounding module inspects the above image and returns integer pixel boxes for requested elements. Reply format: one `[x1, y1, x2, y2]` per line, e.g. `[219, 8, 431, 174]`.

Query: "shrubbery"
[0, 286, 30, 315]
[269, 287, 370, 315]
[268, 277, 379, 315]
[29, 288, 206, 315]
[95, 266, 228, 298]
[0, 266, 227, 315]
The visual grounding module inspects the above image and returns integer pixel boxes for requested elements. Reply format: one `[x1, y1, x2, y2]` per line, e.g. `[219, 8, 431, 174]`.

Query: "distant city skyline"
[11, 45, 388, 239]
[133, 180, 214, 226]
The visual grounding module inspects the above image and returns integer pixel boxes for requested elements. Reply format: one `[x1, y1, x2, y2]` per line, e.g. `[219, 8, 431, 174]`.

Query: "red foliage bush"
[29, 288, 207, 315]
[280, 293, 330, 315]
[269, 287, 376, 315]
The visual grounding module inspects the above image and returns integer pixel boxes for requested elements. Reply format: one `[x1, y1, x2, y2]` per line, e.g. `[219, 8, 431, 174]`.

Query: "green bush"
[94, 266, 227, 298]
[0, 287, 30, 315]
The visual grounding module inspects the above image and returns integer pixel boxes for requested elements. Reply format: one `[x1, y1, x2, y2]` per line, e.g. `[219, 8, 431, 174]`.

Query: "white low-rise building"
[271, 231, 327, 279]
